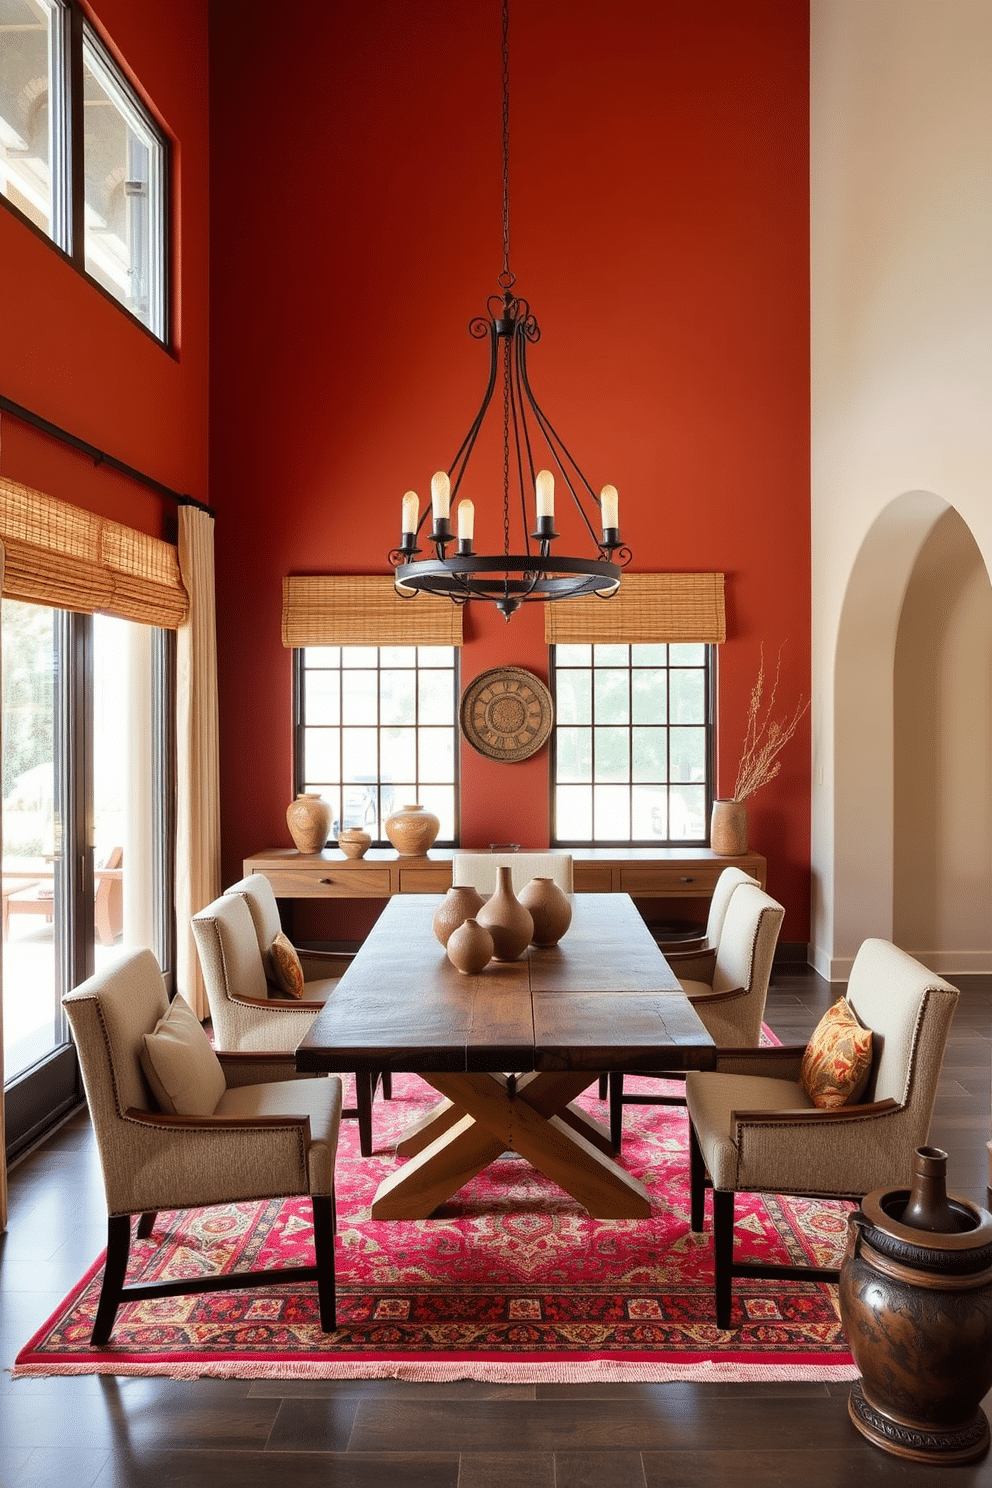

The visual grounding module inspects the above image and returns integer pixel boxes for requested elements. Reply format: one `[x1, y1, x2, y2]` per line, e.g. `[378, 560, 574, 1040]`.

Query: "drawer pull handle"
[318, 878, 335, 884]
[679, 876, 694, 883]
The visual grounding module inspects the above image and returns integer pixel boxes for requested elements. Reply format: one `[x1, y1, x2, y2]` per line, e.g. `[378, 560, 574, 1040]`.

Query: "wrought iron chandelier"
[389, 0, 630, 620]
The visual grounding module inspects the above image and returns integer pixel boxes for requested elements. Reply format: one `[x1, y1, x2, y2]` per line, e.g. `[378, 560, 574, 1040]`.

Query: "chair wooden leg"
[380, 1071, 392, 1100]
[609, 1073, 625, 1150]
[713, 1188, 735, 1330]
[135, 1211, 158, 1240]
[689, 1120, 706, 1233]
[91, 1214, 132, 1347]
[356, 1072, 374, 1155]
[312, 1194, 337, 1332]
[597, 1074, 608, 1100]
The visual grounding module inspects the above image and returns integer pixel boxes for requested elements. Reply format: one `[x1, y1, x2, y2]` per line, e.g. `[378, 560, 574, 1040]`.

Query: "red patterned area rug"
[14, 1073, 857, 1383]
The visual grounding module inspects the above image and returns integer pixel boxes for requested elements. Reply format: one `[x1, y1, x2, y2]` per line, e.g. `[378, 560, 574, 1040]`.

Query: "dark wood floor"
[2, 964, 991, 1487]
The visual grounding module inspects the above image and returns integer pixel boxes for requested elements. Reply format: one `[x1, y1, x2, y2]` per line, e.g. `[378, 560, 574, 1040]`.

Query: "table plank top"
[295, 893, 714, 1076]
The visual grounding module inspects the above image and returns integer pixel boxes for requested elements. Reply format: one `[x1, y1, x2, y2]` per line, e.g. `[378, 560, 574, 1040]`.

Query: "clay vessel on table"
[476, 864, 533, 961]
[519, 876, 572, 946]
[432, 884, 486, 947]
[710, 798, 747, 856]
[286, 793, 332, 853]
[446, 917, 494, 975]
[384, 802, 440, 856]
[337, 828, 371, 859]
[838, 1145, 992, 1465]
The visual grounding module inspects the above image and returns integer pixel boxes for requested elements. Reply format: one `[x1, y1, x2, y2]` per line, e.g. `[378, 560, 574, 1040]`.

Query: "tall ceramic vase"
[519, 876, 572, 947]
[286, 793, 332, 854]
[839, 1146, 992, 1464]
[477, 865, 534, 961]
[710, 798, 748, 856]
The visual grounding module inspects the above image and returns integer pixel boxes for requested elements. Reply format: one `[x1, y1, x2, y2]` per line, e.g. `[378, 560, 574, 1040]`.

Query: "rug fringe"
[11, 1358, 861, 1384]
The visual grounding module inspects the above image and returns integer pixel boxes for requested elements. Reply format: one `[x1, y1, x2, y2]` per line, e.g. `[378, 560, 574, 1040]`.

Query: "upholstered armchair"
[609, 882, 784, 1145]
[193, 885, 386, 1156]
[685, 937, 959, 1328]
[452, 852, 574, 895]
[63, 947, 342, 1345]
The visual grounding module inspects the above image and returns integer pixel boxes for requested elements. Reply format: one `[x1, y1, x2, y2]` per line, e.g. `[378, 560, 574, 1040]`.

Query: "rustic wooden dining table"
[295, 892, 716, 1220]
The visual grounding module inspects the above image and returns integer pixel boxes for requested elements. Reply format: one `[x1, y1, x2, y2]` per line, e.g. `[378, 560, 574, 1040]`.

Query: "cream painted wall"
[893, 509, 992, 969]
[810, 0, 992, 977]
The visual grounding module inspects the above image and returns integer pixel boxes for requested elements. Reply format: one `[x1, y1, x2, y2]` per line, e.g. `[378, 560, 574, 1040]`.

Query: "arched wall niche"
[830, 491, 992, 978]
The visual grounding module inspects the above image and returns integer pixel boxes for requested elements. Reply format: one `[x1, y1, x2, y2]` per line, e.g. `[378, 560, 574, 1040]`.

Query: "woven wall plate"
[460, 667, 554, 762]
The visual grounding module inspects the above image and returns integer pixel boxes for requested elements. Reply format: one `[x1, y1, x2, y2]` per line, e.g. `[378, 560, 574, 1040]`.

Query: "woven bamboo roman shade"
[0, 477, 188, 628]
[282, 575, 464, 648]
[544, 572, 725, 645]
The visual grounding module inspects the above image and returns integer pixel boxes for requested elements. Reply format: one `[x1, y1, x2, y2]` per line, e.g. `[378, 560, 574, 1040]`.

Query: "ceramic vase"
[710, 798, 748, 856]
[519, 876, 572, 946]
[839, 1146, 992, 1464]
[446, 917, 494, 975]
[286, 793, 332, 854]
[337, 828, 371, 860]
[432, 884, 486, 947]
[477, 864, 534, 961]
[384, 802, 440, 856]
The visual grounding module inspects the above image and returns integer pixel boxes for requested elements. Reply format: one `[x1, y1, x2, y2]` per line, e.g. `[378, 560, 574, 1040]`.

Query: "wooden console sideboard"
[242, 846, 767, 904]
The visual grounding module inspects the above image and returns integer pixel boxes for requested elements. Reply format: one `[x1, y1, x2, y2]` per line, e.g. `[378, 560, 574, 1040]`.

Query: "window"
[0, 0, 167, 338]
[3, 600, 175, 1159]
[552, 643, 713, 845]
[295, 646, 459, 846]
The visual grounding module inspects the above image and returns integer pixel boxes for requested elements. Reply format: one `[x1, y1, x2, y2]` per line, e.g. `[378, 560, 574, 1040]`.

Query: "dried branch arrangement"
[733, 645, 809, 802]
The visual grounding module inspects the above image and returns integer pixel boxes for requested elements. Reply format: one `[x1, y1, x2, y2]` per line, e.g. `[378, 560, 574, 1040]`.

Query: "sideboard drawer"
[263, 868, 391, 898]
[398, 866, 452, 893]
[620, 865, 723, 897]
[573, 865, 614, 892]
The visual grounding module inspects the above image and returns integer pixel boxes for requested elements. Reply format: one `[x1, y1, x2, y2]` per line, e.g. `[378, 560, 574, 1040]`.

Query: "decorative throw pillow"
[268, 932, 306, 999]
[139, 995, 226, 1116]
[800, 998, 873, 1110]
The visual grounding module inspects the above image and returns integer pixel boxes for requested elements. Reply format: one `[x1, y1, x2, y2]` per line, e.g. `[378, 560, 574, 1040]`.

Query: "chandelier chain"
[500, 0, 512, 287]
[502, 337, 511, 557]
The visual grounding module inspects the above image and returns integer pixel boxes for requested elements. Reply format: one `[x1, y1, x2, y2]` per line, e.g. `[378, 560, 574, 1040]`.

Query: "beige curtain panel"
[282, 575, 464, 648]
[175, 506, 222, 1020]
[0, 476, 188, 629]
[544, 572, 726, 645]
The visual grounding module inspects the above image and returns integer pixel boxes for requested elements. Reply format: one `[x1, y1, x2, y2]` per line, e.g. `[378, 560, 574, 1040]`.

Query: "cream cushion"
[140, 994, 227, 1116]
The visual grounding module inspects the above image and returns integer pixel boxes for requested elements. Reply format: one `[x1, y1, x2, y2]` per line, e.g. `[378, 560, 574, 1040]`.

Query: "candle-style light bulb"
[431, 470, 451, 522]
[401, 491, 419, 536]
[457, 499, 475, 542]
[535, 468, 555, 519]
[600, 484, 619, 532]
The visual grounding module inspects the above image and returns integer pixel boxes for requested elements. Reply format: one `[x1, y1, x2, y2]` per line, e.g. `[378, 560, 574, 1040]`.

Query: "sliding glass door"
[2, 601, 174, 1159]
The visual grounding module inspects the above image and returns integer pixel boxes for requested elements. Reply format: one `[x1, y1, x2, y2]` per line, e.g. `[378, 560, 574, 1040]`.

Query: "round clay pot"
[476, 864, 533, 962]
[446, 917, 494, 975]
[519, 876, 572, 946]
[384, 803, 440, 856]
[286, 793, 332, 854]
[710, 798, 748, 856]
[432, 884, 486, 947]
[338, 829, 371, 859]
[839, 1146, 992, 1464]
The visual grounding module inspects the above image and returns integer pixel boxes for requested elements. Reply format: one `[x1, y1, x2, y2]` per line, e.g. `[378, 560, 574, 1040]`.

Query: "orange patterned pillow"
[268, 932, 306, 999]
[800, 998, 873, 1110]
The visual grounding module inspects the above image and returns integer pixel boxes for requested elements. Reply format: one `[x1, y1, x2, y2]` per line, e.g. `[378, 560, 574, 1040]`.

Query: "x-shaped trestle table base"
[370, 1070, 651, 1220]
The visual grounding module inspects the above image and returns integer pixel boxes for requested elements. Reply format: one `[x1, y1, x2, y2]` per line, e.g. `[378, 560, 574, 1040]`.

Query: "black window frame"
[549, 642, 716, 848]
[0, 0, 170, 345]
[293, 644, 461, 849]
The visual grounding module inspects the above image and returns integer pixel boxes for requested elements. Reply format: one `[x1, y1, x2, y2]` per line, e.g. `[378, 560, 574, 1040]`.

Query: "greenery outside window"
[0, 0, 167, 339]
[551, 643, 714, 846]
[295, 645, 459, 846]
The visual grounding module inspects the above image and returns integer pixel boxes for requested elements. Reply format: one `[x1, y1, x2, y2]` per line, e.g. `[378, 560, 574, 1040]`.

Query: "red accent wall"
[0, 0, 210, 533]
[210, 0, 811, 941]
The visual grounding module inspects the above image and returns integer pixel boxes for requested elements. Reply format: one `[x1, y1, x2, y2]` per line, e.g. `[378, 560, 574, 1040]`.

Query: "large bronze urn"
[839, 1146, 992, 1464]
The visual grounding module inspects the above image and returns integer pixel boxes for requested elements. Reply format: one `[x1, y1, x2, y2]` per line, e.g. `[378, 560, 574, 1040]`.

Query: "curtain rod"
[0, 394, 215, 517]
